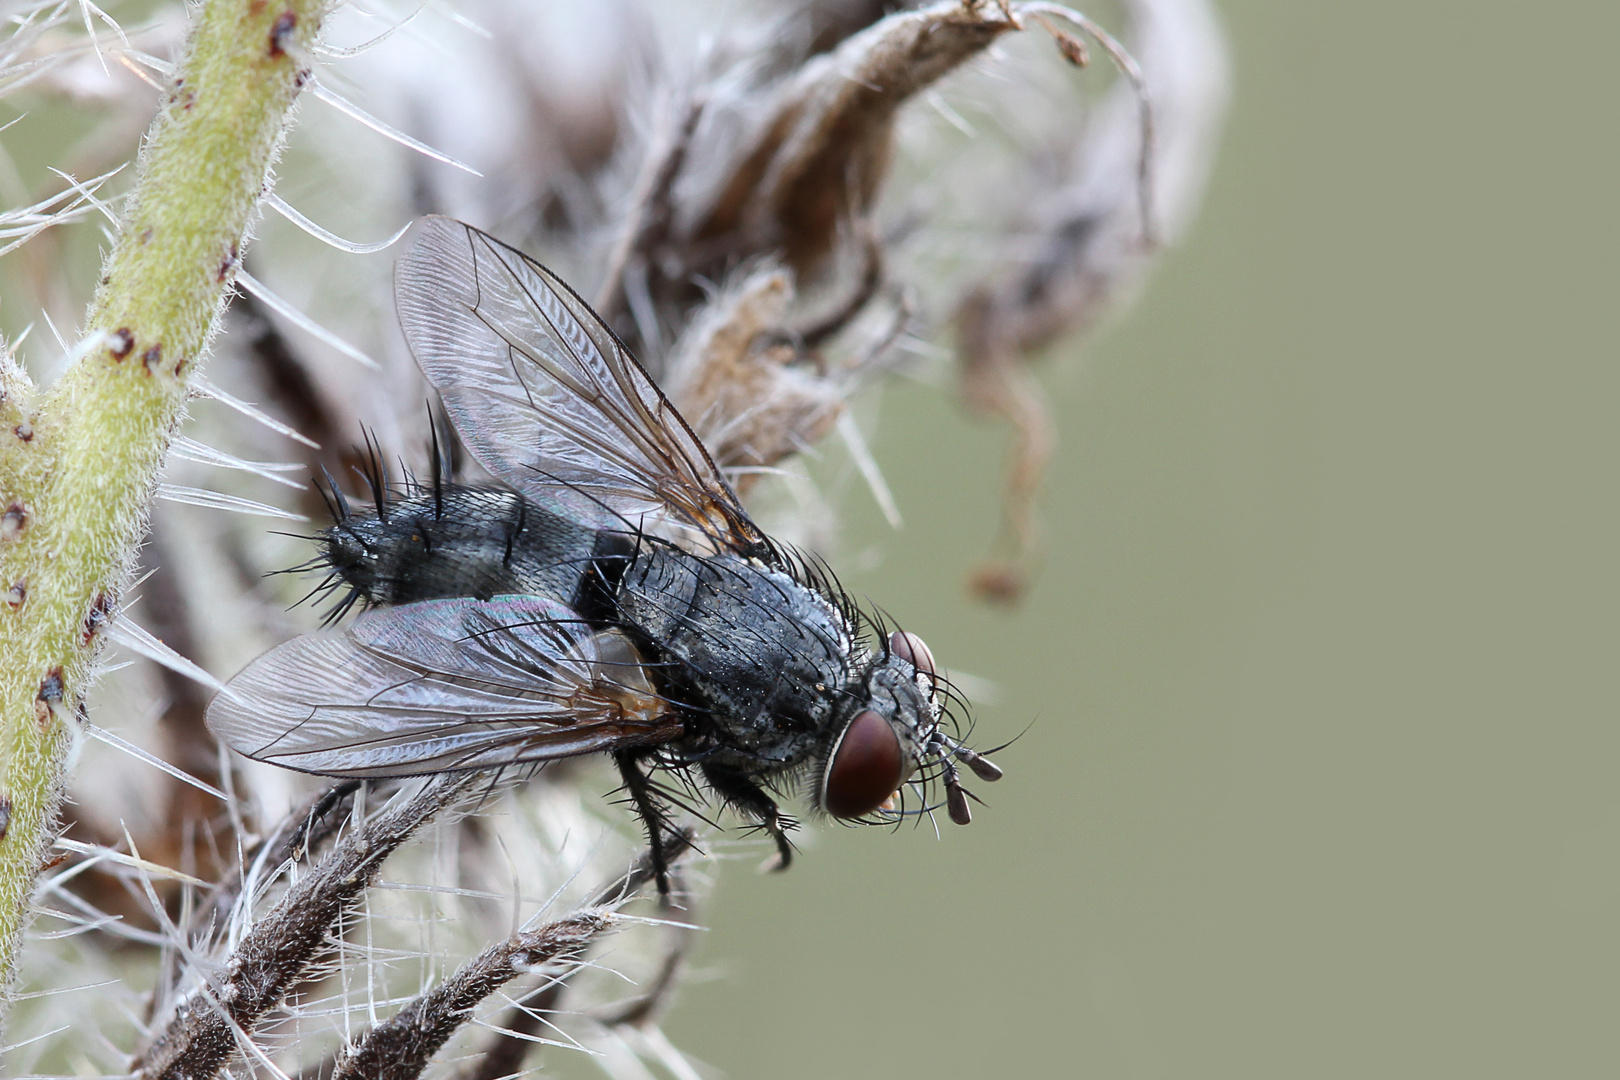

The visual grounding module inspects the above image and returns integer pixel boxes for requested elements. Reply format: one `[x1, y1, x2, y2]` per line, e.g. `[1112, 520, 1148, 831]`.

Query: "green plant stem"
[0, 0, 331, 1014]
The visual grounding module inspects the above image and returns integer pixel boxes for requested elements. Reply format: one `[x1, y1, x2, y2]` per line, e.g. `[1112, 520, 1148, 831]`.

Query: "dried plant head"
[664, 264, 849, 485]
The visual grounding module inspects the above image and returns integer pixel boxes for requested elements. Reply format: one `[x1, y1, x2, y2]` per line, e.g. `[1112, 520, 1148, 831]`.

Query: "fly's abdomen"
[321, 486, 600, 607]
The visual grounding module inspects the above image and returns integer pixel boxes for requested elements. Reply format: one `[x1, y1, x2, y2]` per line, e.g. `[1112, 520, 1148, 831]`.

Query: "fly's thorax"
[320, 486, 599, 607]
[617, 548, 855, 763]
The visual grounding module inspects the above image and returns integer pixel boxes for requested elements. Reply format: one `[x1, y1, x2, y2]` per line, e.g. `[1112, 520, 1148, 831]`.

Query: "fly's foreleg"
[615, 751, 673, 900]
[702, 765, 796, 873]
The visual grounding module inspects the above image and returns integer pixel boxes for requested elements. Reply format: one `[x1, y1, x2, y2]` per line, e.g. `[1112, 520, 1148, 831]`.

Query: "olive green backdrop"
[659, 2, 1620, 1076]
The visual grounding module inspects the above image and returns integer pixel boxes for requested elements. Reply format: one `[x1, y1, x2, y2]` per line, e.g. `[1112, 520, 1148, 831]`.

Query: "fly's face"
[818, 630, 998, 824]
[818, 652, 931, 819]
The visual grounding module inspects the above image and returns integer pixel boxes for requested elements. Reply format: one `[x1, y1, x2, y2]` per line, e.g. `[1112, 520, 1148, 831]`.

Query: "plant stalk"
[0, 0, 331, 1014]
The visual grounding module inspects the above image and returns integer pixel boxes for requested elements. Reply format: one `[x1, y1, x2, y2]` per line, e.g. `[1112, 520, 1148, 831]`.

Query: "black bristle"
[355, 426, 389, 521]
[427, 400, 448, 520]
[318, 466, 351, 521]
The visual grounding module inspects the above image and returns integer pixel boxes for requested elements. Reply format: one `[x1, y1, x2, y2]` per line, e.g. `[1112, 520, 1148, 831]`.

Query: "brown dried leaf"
[596, 1, 1019, 368]
[689, 0, 1020, 275]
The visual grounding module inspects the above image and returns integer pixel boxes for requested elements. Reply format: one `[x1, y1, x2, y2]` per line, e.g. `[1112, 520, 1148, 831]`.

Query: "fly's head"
[816, 630, 1003, 825]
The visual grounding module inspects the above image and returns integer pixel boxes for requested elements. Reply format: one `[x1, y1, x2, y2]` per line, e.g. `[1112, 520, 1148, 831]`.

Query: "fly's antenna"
[940, 733, 1005, 783]
[920, 726, 1003, 827]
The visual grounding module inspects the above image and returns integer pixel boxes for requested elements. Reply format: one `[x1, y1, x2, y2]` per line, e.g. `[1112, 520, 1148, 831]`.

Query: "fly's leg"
[702, 765, 795, 873]
[291, 779, 362, 861]
[615, 751, 673, 899]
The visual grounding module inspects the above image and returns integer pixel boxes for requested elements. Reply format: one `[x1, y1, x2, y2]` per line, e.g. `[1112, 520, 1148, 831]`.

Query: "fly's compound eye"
[888, 629, 937, 691]
[822, 709, 906, 819]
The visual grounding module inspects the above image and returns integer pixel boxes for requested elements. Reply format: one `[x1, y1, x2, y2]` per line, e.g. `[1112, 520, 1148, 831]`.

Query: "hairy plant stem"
[334, 911, 616, 1080]
[0, 0, 331, 1015]
[134, 774, 479, 1080]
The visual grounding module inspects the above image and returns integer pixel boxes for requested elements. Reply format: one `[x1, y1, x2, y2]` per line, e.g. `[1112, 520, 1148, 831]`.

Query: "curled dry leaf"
[687, 0, 1020, 274]
[599, 0, 1021, 361]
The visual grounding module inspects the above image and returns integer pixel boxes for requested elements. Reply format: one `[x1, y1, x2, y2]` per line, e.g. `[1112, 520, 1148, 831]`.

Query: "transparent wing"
[395, 215, 768, 555]
[206, 597, 679, 778]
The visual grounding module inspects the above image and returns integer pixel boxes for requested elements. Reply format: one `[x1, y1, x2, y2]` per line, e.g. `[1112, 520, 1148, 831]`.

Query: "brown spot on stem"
[109, 328, 134, 359]
[269, 11, 297, 57]
[37, 668, 62, 703]
[35, 667, 63, 730]
[168, 76, 195, 110]
[0, 796, 11, 843]
[142, 345, 163, 373]
[1, 502, 27, 542]
[140, 227, 153, 245]
[12, 418, 31, 441]
[82, 592, 113, 645]
[217, 243, 239, 283]
[5, 579, 24, 609]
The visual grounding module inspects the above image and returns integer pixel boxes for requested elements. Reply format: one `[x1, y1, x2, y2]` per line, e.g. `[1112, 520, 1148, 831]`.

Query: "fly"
[206, 217, 1003, 893]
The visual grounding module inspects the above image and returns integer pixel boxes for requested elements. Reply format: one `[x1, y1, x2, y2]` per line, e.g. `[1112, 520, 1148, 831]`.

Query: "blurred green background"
[663, 1, 1620, 1076]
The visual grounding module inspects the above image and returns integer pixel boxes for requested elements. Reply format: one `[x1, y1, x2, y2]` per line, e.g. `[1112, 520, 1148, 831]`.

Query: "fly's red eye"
[889, 630, 936, 683]
[822, 710, 905, 819]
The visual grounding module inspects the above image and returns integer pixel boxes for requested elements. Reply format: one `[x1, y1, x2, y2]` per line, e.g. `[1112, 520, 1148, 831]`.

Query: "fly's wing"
[395, 215, 769, 557]
[205, 597, 680, 779]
